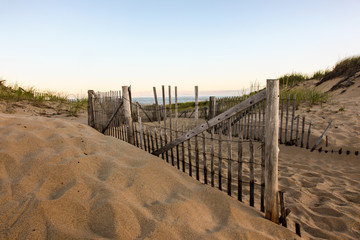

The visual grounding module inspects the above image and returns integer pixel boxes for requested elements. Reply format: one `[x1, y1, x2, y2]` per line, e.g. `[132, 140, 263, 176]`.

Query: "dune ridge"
[0, 113, 297, 239]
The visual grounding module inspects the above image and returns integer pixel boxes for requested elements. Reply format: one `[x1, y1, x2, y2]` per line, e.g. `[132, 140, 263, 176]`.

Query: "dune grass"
[0, 80, 87, 116]
[281, 87, 329, 108]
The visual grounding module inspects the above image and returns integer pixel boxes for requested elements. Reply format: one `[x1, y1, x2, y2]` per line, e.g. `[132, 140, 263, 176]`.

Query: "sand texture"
[0, 113, 297, 239]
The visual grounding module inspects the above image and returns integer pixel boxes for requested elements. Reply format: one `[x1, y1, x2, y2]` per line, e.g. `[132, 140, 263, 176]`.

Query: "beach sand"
[0, 113, 298, 239]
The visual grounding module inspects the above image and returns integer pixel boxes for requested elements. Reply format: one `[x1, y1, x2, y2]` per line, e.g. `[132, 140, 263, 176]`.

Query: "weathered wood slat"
[153, 87, 161, 125]
[101, 101, 124, 134]
[249, 140, 254, 207]
[311, 120, 333, 152]
[169, 86, 174, 166]
[227, 120, 232, 196]
[285, 94, 290, 143]
[261, 140, 265, 212]
[202, 132, 207, 185]
[306, 121, 312, 149]
[279, 94, 284, 144]
[238, 136, 243, 202]
[210, 128, 215, 187]
[152, 89, 266, 156]
[218, 129, 223, 191]
[301, 116, 305, 148]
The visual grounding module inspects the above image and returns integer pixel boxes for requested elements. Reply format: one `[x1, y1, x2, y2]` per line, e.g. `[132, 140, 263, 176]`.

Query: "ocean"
[132, 96, 211, 105]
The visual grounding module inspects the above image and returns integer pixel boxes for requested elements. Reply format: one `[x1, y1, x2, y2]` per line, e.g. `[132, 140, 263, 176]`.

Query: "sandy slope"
[279, 146, 360, 240]
[0, 113, 297, 239]
[295, 75, 360, 150]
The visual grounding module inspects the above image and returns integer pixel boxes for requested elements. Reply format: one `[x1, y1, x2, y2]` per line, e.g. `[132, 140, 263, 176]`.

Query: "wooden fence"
[88, 82, 302, 236]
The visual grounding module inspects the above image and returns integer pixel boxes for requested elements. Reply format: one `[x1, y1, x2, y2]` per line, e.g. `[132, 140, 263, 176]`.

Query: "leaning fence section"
[88, 84, 305, 237]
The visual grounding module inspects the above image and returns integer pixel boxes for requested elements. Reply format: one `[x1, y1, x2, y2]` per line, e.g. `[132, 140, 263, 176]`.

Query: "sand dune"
[279, 146, 360, 239]
[0, 113, 297, 239]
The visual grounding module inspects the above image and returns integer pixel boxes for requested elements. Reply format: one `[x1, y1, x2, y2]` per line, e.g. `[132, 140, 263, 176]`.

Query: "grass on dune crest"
[0, 80, 87, 116]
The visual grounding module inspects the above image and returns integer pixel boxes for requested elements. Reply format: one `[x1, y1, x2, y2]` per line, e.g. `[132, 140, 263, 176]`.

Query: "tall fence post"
[264, 79, 280, 223]
[153, 87, 161, 125]
[122, 86, 134, 145]
[209, 96, 216, 119]
[87, 90, 95, 128]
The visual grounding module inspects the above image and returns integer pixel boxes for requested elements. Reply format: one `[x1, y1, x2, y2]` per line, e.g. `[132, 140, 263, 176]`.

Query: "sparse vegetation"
[322, 55, 360, 81]
[310, 69, 331, 80]
[0, 80, 87, 116]
[278, 73, 308, 89]
[281, 87, 329, 108]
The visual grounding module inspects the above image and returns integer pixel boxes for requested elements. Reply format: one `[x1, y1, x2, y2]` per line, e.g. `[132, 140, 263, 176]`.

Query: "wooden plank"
[262, 100, 265, 139]
[249, 140, 254, 207]
[175, 86, 180, 169]
[162, 86, 169, 162]
[254, 104, 257, 140]
[182, 126, 185, 172]
[279, 94, 284, 144]
[137, 106, 143, 149]
[295, 115, 300, 146]
[284, 94, 290, 144]
[202, 132, 207, 185]
[311, 120, 333, 152]
[150, 128, 155, 152]
[295, 223, 302, 237]
[101, 101, 124, 134]
[88, 90, 95, 127]
[195, 135, 200, 180]
[237, 136, 243, 202]
[218, 128, 222, 191]
[147, 128, 151, 153]
[153, 87, 161, 125]
[195, 86, 199, 180]
[264, 79, 280, 223]
[290, 94, 296, 142]
[261, 139, 265, 212]
[279, 191, 287, 227]
[188, 136, 192, 177]
[122, 86, 134, 144]
[250, 105, 254, 139]
[152, 89, 266, 156]
[209, 96, 216, 119]
[143, 127, 147, 151]
[154, 128, 159, 151]
[210, 128, 215, 187]
[301, 116, 305, 148]
[159, 128, 164, 160]
[247, 107, 250, 139]
[169, 86, 174, 166]
[306, 121, 312, 149]
[227, 120, 232, 196]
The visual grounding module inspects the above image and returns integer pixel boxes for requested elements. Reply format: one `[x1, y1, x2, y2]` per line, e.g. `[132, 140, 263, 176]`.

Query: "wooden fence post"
[209, 96, 216, 119]
[87, 90, 95, 127]
[122, 86, 134, 145]
[264, 79, 280, 223]
[153, 87, 161, 125]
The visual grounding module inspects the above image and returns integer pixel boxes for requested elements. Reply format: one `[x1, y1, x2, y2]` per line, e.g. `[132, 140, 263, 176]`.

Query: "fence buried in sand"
[88, 81, 311, 237]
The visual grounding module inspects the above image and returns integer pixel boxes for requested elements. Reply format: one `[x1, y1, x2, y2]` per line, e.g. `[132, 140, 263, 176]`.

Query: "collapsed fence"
[88, 81, 303, 236]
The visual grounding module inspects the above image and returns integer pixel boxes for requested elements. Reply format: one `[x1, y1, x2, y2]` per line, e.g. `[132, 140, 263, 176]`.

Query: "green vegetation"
[319, 55, 360, 83]
[0, 80, 87, 116]
[339, 107, 345, 112]
[281, 87, 329, 108]
[279, 73, 308, 89]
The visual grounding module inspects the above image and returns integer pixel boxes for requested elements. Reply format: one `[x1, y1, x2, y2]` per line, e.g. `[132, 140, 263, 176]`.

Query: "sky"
[1, 0, 360, 97]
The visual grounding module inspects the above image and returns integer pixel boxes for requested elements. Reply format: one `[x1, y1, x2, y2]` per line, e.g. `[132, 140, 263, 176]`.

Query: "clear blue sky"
[1, 0, 360, 97]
